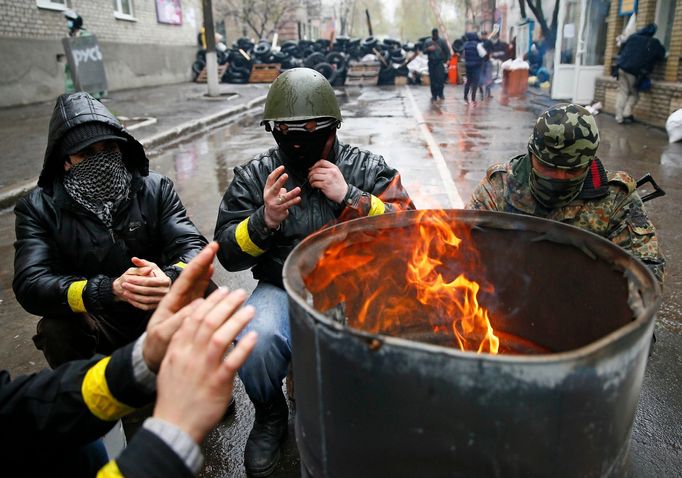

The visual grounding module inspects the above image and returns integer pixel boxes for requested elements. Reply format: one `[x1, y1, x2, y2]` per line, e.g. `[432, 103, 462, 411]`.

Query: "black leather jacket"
[13, 92, 207, 319]
[214, 140, 415, 288]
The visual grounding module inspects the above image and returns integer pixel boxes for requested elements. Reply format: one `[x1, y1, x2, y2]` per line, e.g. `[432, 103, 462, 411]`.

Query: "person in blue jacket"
[462, 32, 482, 102]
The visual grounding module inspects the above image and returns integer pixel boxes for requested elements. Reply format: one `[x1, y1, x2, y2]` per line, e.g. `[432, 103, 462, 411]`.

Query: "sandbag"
[666, 109, 682, 143]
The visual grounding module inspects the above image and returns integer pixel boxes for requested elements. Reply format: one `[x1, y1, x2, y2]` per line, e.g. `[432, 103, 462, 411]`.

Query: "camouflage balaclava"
[527, 103, 600, 208]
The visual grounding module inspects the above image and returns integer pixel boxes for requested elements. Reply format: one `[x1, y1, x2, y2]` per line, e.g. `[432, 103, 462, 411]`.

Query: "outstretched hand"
[142, 242, 218, 372]
[153, 288, 257, 443]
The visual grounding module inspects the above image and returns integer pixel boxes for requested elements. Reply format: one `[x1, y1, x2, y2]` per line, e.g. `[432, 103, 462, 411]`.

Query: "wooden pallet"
[249, 64, 281, 83]
[195, 64, 228, 83]
[346, 60, 380, 86]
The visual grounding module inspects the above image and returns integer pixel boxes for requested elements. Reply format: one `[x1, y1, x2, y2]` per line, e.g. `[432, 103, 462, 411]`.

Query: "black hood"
[38, 92, 149, 189]
[636, 23, 657, 37]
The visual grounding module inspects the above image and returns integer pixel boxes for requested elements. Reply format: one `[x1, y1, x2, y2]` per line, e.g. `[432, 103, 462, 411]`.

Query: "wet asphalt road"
[0, 84, 680, 476]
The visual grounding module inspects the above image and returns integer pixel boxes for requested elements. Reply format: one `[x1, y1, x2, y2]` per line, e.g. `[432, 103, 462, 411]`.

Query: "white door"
[552, 0, 610, 103]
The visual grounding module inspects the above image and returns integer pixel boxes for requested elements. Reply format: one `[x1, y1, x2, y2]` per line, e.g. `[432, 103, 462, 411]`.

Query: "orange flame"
[406, 212, 499, 354]
[304, 210, 500, 354]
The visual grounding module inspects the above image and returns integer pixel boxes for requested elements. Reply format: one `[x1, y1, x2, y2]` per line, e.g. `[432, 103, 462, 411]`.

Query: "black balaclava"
[272, 126, 337, 177]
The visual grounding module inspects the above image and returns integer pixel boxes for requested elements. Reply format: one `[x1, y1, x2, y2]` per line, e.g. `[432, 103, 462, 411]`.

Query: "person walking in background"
[478, 33, 494, 100]
[463, 31, 482, 102]
[614, 23, 666, 124]
[424, 28, 451, 102]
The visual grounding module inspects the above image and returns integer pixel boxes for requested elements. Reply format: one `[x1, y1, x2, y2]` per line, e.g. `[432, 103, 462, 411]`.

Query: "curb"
[0, 94, 267, 210]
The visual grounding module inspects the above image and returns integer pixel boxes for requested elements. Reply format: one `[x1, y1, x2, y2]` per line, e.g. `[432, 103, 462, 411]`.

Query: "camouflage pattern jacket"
[466, 154, 665, 283]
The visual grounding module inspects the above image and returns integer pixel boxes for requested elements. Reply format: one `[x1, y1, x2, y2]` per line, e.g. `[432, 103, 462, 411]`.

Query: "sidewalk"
[0, 82, 270, 208]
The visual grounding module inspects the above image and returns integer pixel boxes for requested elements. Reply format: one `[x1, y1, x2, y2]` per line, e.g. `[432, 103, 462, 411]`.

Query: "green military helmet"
[528, 103, 599, 169]
[262, 67, 342, 123]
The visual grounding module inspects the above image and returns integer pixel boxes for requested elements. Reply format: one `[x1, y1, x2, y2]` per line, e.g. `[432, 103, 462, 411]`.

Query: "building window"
[36, 0, 69, 11]
[655, 0, 677, 50]
[113, 0, 136, 21]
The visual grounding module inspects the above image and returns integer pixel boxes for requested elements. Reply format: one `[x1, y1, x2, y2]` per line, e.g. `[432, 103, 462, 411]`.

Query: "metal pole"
[365, 9, 373, 36]
[202, 0, 219, 96]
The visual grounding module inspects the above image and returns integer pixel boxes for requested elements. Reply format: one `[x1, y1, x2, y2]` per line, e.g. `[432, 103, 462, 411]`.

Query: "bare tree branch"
[215, 0, 302, 41]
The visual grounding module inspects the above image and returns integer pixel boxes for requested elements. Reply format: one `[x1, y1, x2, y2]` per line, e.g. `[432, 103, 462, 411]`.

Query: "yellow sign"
[619, 0, 637, 16]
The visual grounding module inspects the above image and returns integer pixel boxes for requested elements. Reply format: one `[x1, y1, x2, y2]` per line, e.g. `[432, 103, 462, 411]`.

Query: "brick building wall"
[665, 0, 682, 82]
[602, 0, 625, 77]
[596, 0, 682, 128]
[0, 0, 201, 44]
[0, 0, 203, 106]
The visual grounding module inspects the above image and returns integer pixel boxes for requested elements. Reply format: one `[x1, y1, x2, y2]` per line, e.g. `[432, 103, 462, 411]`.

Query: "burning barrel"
[282, 210, 661, 478]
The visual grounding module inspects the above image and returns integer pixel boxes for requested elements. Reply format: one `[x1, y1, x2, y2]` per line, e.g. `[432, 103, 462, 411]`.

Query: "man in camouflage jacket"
[466, 103, 665, 283]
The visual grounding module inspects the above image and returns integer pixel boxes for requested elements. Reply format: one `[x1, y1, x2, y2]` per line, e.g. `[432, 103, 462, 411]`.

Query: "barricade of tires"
[192, 36, 425, 86]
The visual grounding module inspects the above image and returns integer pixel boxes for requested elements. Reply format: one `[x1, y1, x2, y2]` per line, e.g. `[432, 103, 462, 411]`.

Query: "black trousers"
[33, 309, 149, 368]
[464, 64, 482, 101]
[428, 61, 446, 99]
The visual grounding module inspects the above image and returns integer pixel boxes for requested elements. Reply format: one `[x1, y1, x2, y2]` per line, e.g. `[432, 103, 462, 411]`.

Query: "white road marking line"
[404, 86, 464, 209]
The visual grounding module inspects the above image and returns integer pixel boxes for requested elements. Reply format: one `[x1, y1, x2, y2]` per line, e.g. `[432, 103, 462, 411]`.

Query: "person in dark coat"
[615, 23, 666, 124]
[13, 92, 208, 368]
[424, 28, 451, 102]
[463, 31, 483, 102]
[214, 68, 415, 477]
[2, 243, 258, 478]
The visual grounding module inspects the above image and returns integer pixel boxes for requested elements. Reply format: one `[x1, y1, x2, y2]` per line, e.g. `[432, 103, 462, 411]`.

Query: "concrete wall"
[0, 0, 202, 107]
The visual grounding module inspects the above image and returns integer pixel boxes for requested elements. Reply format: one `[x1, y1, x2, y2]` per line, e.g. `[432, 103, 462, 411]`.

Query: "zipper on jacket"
[108, 228, 116, 243]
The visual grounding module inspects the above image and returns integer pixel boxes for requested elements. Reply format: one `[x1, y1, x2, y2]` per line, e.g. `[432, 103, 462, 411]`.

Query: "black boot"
[244, 392, 288, 477]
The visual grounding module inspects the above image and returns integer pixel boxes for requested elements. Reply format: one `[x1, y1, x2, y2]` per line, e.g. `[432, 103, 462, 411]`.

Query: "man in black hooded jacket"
[13, 92, 208, 368]
[615, 23, 666, 124]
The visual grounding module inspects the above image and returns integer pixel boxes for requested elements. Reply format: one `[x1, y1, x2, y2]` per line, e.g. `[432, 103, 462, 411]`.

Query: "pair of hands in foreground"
[141, 242, 257, 443]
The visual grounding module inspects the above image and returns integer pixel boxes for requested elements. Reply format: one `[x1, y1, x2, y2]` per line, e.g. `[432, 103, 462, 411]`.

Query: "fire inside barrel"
[304, 210, 539, 354]
[284, 210, 660, 477]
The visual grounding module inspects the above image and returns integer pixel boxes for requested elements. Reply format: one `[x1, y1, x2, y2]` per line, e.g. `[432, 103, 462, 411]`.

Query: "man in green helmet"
[214, 68, 414, 476]
[466, 103, 665, 283]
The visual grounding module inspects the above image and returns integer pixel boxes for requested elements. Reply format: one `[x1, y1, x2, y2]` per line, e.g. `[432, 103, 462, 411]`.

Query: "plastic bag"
[666, 109, 682, 143]
[616, 13, 637, 47]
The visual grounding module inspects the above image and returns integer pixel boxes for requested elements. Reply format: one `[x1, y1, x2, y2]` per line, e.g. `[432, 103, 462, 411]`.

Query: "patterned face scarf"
[63, 149, 132, 227]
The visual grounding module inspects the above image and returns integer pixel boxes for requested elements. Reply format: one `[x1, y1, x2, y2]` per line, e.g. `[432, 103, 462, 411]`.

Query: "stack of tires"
[196, 35, 412, 85]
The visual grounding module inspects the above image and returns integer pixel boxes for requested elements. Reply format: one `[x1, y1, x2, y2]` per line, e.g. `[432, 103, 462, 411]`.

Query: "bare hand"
[142, 243, 218, 372]
[153, 288, 257, 443]
[263, 165, 301, 229]
[114, 258, 172, 311]
[308, 160, 349, 203]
